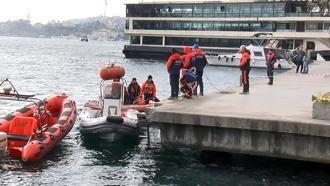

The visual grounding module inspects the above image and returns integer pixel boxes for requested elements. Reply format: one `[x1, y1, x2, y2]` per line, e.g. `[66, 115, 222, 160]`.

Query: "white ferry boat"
[123, 0, 330, 61]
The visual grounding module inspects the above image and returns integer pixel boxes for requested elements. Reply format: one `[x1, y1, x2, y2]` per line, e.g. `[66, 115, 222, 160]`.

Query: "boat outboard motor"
[0, 132, 8, 157]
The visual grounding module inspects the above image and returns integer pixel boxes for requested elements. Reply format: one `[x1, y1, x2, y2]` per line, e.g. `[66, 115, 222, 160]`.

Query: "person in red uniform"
[184, 44, 207, 96]
[140, 75, 159, 103]
[166, 48, 184, 99]
[180, 46, 192, 61]
[239, 45, 251, 94]
[266, 49, 277, 85]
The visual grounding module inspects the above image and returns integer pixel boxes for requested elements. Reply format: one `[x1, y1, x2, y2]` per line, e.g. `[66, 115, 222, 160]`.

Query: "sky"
[0, 0, 140, 23]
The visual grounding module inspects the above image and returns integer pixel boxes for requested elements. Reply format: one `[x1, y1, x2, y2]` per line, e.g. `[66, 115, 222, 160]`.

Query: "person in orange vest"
[166, 49, 184, 99]
[184, 44, 207, 96]
[140, 75, 159, 103]
[266, 49, 277, 85]
[239, 45, 251, 94]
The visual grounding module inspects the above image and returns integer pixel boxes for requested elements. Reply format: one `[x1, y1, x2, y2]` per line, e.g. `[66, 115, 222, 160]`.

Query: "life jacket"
[169, 59, 183, 74]
[167, 53, 183, 74]
[240, 51, 251, 71]
[189, 49, 206, 71]
[266, 51, 276, 67]
[142, 81, 156, 96]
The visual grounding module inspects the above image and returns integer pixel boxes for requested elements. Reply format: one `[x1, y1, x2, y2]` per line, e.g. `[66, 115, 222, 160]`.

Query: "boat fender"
[231, 56, 235, 62]
[218, 56, 221, 61]
[106, 116, 124, 124]
[0, 132, 7, 156]
[225, 56, 228, 62]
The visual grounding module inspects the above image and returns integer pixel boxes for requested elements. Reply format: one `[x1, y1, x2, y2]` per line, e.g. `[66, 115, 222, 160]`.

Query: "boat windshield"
[103, 82, 122, 99]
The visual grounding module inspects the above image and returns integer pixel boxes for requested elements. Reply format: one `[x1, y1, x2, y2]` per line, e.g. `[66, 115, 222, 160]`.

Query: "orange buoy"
[99, 64, 125, 80]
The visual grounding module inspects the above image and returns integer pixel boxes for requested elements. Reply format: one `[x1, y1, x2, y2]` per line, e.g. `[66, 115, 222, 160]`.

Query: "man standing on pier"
[266, 49, 276, 85]
[166, 49, 184, 99]
[184, 44, 207, 96]
[239, 45, 251, 94]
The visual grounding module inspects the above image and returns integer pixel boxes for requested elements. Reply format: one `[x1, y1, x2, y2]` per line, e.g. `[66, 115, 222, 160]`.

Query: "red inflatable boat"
[0, 95, 77, 162]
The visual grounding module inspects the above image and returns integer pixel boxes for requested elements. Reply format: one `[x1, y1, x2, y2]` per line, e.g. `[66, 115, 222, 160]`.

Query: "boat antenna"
[104, 0, 108, 17]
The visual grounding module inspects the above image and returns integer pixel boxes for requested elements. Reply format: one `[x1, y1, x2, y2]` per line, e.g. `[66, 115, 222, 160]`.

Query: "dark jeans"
[194, 71, 204, 95]
[144, 93, 160, 103]
[241, 69, 250, 93]
[296, 61, 303, 73]
[169, 73, 180, 97]
[267, 66, 274, 85]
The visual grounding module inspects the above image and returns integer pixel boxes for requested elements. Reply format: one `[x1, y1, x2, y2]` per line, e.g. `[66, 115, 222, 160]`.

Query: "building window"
[130, 36, 140, 44]
[203, 6, 214, 17]
[240, 4, 251, 17]
[251, 4, 262, 17]
[227, 5, 240, 17]
[306, 41, 315, 50]
[182, 7, 193, 17]
[193, 5, 203, 17]
[125, 20, 129, 30]
[143, 36, 162, 45]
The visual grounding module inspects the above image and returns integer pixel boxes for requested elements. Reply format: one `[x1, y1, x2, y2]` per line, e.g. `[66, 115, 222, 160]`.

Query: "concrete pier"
[148, 62, 330, 163]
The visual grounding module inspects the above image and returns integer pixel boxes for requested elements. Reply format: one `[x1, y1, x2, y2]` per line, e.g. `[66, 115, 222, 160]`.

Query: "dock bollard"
[239, 75, 242, 87]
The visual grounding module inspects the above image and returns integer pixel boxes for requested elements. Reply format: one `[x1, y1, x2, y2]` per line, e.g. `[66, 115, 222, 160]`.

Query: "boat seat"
[7, 116, 38, 141]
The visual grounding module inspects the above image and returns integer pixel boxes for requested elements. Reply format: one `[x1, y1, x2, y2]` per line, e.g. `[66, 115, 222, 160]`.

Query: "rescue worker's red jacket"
[140, 81, 156, 97]
[266, 51, 276, 67]
[166, 53, 183, 73]
[184, 48, 207, 70]
[180, 47, 192, 62]
[239, 50, 251, 70]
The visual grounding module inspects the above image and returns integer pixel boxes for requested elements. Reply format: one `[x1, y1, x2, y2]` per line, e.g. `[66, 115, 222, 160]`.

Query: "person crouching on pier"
[166, 49, 184, 100]
[239, 45, 251, 94]
[180, 68, 197, 99]
[140, 75, 160, 103]
[266, 49, 277, 85]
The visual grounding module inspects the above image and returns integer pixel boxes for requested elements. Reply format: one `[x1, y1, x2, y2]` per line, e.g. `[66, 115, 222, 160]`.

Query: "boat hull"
[80, 116, 138, 142]
[0, 95, 77, 162]
[207, 55, 293, 70]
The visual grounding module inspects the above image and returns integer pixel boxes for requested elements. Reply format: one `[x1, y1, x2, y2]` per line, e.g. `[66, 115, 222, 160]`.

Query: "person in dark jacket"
[184, 44, 207, 96]
[239, 45, 251, 94]
[266, 49, 276, 85]
[296, 48, 305, 73]
[127, 78, 141, 104]
[166, 48, 184, 99]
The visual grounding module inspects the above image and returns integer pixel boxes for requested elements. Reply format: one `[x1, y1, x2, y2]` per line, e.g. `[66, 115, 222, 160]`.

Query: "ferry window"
[262, 4, 274, 17]
[274, 4, 285, 17]
[203, 6, 214, 17]
[260, 23, 273, 31]
[171, 6, 182, 17]
[160, 6, 171, 17]
[192, 22, 203, 30]
[182, 22, 192, 30]
[143, 36, 162, 45]
[324, 23, 330, 31]
[240, 4, 251, 17]
[214, 22, 225, 31]
[193, 5, 203, 17]
[203, 22, 213, 31]
[227, 5, 240, 17]
[306, 41, 315, 50]
[182, 7, 193, 17]
[130, 36, 140, 45]
[214, 5, 226, 17]
[251, 4, 262, 17]
[170, 22, 182, 30]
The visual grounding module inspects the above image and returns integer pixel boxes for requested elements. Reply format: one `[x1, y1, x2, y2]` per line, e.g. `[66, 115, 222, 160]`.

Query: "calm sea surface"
[0, 36, 329, 186]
